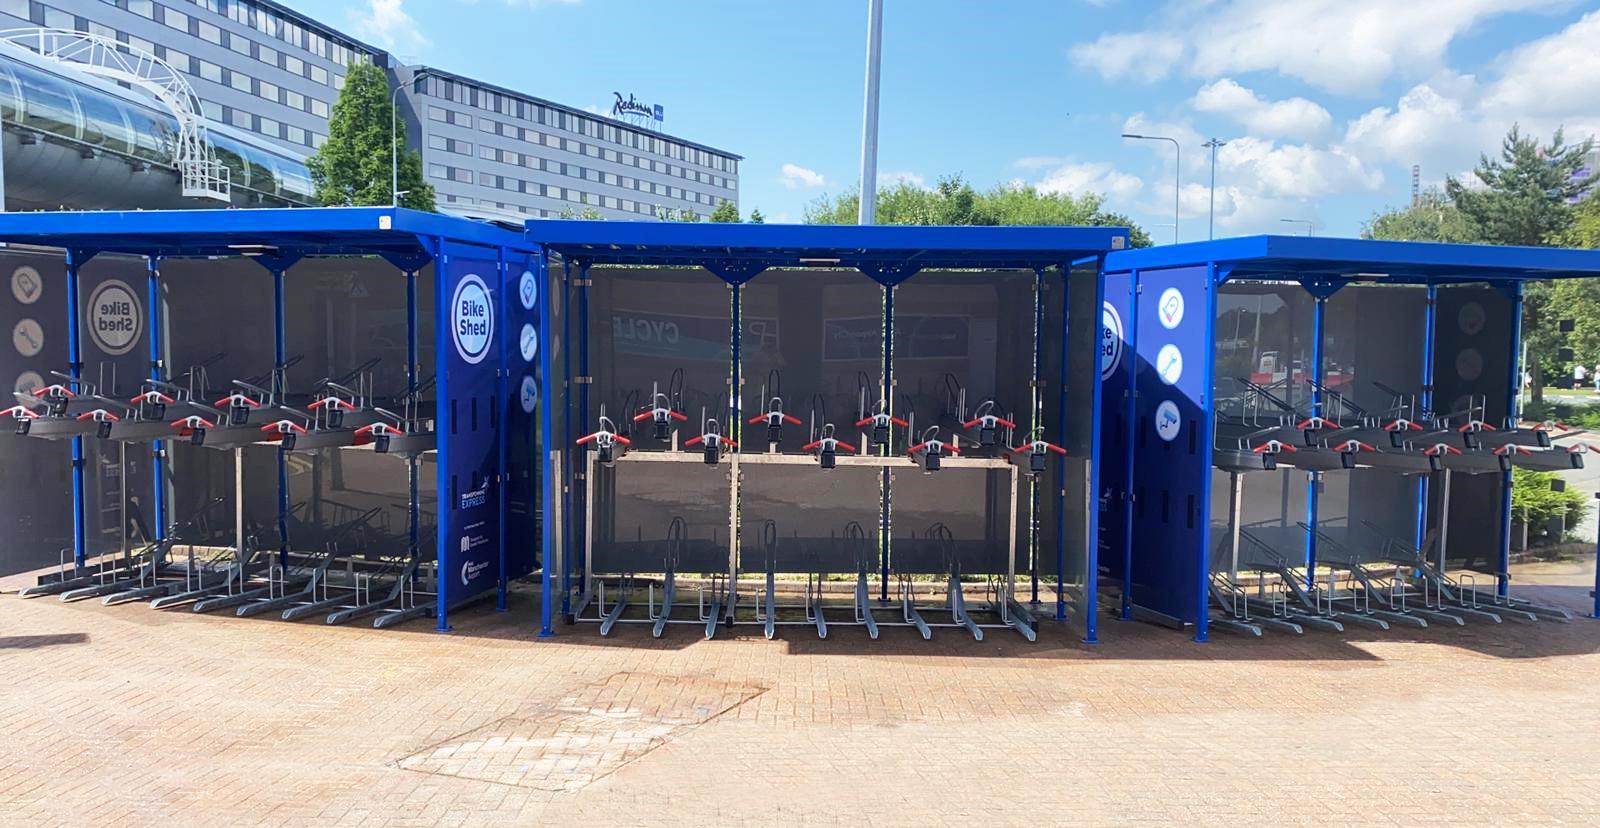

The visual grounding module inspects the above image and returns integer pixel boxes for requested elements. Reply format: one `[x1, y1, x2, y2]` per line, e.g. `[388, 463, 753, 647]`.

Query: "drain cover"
[396, 672, 765, 792]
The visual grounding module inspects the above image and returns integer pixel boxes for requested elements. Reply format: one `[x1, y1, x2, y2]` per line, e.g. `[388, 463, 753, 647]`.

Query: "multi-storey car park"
[0, 0, 740, 217]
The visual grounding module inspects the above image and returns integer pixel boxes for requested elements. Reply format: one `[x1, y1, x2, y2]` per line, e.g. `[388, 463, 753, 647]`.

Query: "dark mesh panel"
[589, 459, 730, 575]
[739, 464, 879, 575]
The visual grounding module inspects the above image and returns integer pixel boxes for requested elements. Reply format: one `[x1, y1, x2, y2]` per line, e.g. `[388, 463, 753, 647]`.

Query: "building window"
[258, 117, 280, 138]
[197, 60, 222, 84]
[286, 125, 306, 144]
[229, 71, 251, 93]
[285, 90, 304, 110]
[258, 45, 278, 69]
[197, 20, 221, 45]
[284, 55, 304, 76]
[163, 8, 189, 33]
[257, 81, 278, 104]
[428, 163, 448, 180]
[310, 65, 328, 85]
[128, 0, 154, 18]
[228, 32, 252, 56]
[310, 99, 328, 118]
[229, 108, 251, 129]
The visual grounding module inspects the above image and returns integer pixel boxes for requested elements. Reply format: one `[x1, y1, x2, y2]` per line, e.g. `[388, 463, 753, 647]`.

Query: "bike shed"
[523, 221, 1125, 642]
[0, 207, 545, 631]
[1102, 236, 1600, 641]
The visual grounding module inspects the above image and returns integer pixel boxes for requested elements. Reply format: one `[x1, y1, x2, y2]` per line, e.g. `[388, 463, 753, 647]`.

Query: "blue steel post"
[1594, 494, 1600, 619]
[559, 260, 573, 617]
[730, 278, 741, 445]
[1416, 285, 1437, 552]
[496, 250, 509, 612]
[1305, 295, 1326, 586]
[406, 268, 419, 585]
[1030, 267, 1043, 605]
[435, 244, 452, 633]
[880, 284, 893, 602]
[1497, 281, 1524, 599]
[1083, 255, 1106, 644]
[1195, 264, 1219, 643]
[570, 261, 591, 616]
[146, 256, 166, 539]
[537, 253, 557, 637]
[1120, 268, 1140, 622]
[1053, 267, 1069, 621]
[274, 265, 289, 569]
[65, 249, 86, 567]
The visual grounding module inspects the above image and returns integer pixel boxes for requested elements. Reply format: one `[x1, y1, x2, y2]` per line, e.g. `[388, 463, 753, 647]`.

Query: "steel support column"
[64, 248, 86, 567]
[1417, 285, 1437, 553]
[537, 252, 557, 637]
[496, 249, 509, 612]
[1120, 268, 1140, 622]
[1195, 264, 1219, 643]
[146, 255, 167, 539]
[1305, 295, 1326, 585]
[1083, 256, 1106, 643]
[1497, 281, 1524, 599]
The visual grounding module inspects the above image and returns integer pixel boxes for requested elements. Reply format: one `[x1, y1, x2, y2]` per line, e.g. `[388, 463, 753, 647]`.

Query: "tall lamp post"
[392, 71, 429, 208]
[858, 0, 885, 225]
[1123, 133, 1180, 244]
[1280, 218, 1314, 236]
[1203, 138, 1226, 239]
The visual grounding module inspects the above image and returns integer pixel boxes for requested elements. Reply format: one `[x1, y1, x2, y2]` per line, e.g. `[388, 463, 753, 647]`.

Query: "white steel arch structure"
[0, 28, 230, 201]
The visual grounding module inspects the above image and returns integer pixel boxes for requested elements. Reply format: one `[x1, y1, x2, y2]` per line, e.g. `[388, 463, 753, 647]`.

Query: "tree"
[1562, 193, 1600, 249]
[306, 63, 434, 210]
[801, 173, 1153, 246]
[709, 201, 740, 223]
[1445, 125, 1595, 246]
[557, 205, 602, 220]
[1443, 126, 1598, 406]
[748, 208, 765, 224]
[1361, 189, 1480, 243]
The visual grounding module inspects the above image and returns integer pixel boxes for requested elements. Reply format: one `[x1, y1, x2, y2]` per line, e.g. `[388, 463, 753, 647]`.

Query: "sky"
[291, 0, 1600, 241]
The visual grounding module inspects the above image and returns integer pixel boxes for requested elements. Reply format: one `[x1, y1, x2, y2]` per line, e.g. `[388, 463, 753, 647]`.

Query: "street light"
[1123, 133, 1179, 244]
[392, 71, 430, 208]
[1203, 138, 1226, 239]
[1280, 218, 1313, 236]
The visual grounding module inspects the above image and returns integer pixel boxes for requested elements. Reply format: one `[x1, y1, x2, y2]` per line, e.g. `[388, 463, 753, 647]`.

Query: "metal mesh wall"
[739, 464, 880, 575]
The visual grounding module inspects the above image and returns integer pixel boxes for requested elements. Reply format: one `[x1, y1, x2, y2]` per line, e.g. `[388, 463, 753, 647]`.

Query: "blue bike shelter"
[522, 221, 1125, 642]
[0, 207, 543, 631]
[1103, 236, 1600, 641]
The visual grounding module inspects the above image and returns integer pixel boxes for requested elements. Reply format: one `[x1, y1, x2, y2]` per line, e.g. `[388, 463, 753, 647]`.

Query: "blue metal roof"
[523, 220, 1130, 270]
[1104, 235, 1600, 283]
[0, 207, 534, 257]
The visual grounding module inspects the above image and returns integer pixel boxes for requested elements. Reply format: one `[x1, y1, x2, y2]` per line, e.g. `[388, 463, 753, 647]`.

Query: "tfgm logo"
[460, 558, 490, 586]
[87, 280, 142, 356]
[458, 481, 489, 510]
[451, 273, 494, 364]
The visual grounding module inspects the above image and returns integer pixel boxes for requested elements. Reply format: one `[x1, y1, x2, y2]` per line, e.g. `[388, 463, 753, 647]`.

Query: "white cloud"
[1069, 31, 1185, 83]
[1034, 161, 1145, 202]
[1219, 136, 1384, 199]
[1481, 9, 1600, 135]
[1072, 0, 1566, 94]
[878, 171, 928, 189]
[1012, 156, 1066, 171]
[1345, 80, 1477, 165]
[354, 0, 428, 51]
[779, 163, 826, 190]
[1191, 79, 1332, 140]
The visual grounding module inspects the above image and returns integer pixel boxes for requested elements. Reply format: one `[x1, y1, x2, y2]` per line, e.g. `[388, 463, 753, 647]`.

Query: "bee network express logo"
[451, 274, 494, 364]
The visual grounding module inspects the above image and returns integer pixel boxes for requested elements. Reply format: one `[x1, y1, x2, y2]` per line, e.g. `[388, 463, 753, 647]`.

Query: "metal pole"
[857, 0, 884, 225]
[1592, 492, 1599, 619]
[1498, 282, 1524, 599]
[880, 284, 893, 601]
[1305, 295, 1325, 585]
[496, 251, 509, 612]
[391, 72, 427, 207]
[1416, 285, 1436, 554]
[65, 249, 85, 568]
[1203, 138, 1224, 240]
[1119, 269, 1139, 622]
[1121, 134, 1180, 243]
[538, 255, 557, 637]
[147, 256, 166, 539]
[274, 266, 288, 569]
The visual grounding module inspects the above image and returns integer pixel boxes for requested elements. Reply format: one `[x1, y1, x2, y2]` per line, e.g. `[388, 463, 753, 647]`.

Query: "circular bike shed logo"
[451, 274, 494, 365]
[87, 280, 142, 356]
[1101, 302, 1123, 380]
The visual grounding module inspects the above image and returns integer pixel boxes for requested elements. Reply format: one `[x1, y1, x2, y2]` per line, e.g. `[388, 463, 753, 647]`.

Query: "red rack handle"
[355, 423, 403, 437]
[1423, 444, 1463, 457]
[131, 390, 176, 405]
[802, 438, 857, 452]
[260, 419, 306, 435]
[33, 384, 75, 399]
[75, 409, 121, 423]
[309, 397, 356, 412]
[1459, 420, 1497, 432]
[1295, 416, 1340, 430]
[1492, 445, 1530, 457]
[1384, 419, 1423, 432]
[1, 405, 39, 420]
[1253, 440, 1297, 453]
[214, 393, 261, 409]
[963, 416, 1017, 429]
[576, 432, 630, 446]
[1334, 440, 1376, 453]
[171, 416, 216, 430]
[1011, 441, 1067, 455]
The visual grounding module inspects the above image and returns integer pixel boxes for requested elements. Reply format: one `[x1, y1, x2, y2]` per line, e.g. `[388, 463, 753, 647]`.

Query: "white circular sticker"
[519, 323, 538, 363]
[11, 265, 42, 305]
[15, 370, 43, 395]
[86, 280, 142, 356]
[12, 318, 43, 357]
[1154, 400, 1182, 442]
[450, 274, 494, 365]
[518, 269, 538, 310]
[1157, 287, 1185, 330]
[519, 375, 538, 414]
[1458, 301, 1485, 336]
[1156, 344, 1184, 386]
[1101, 302, 1124, 380]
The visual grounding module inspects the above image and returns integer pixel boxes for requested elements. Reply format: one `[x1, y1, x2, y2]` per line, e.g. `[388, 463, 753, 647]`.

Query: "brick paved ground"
[1, 560, 1597, 828]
